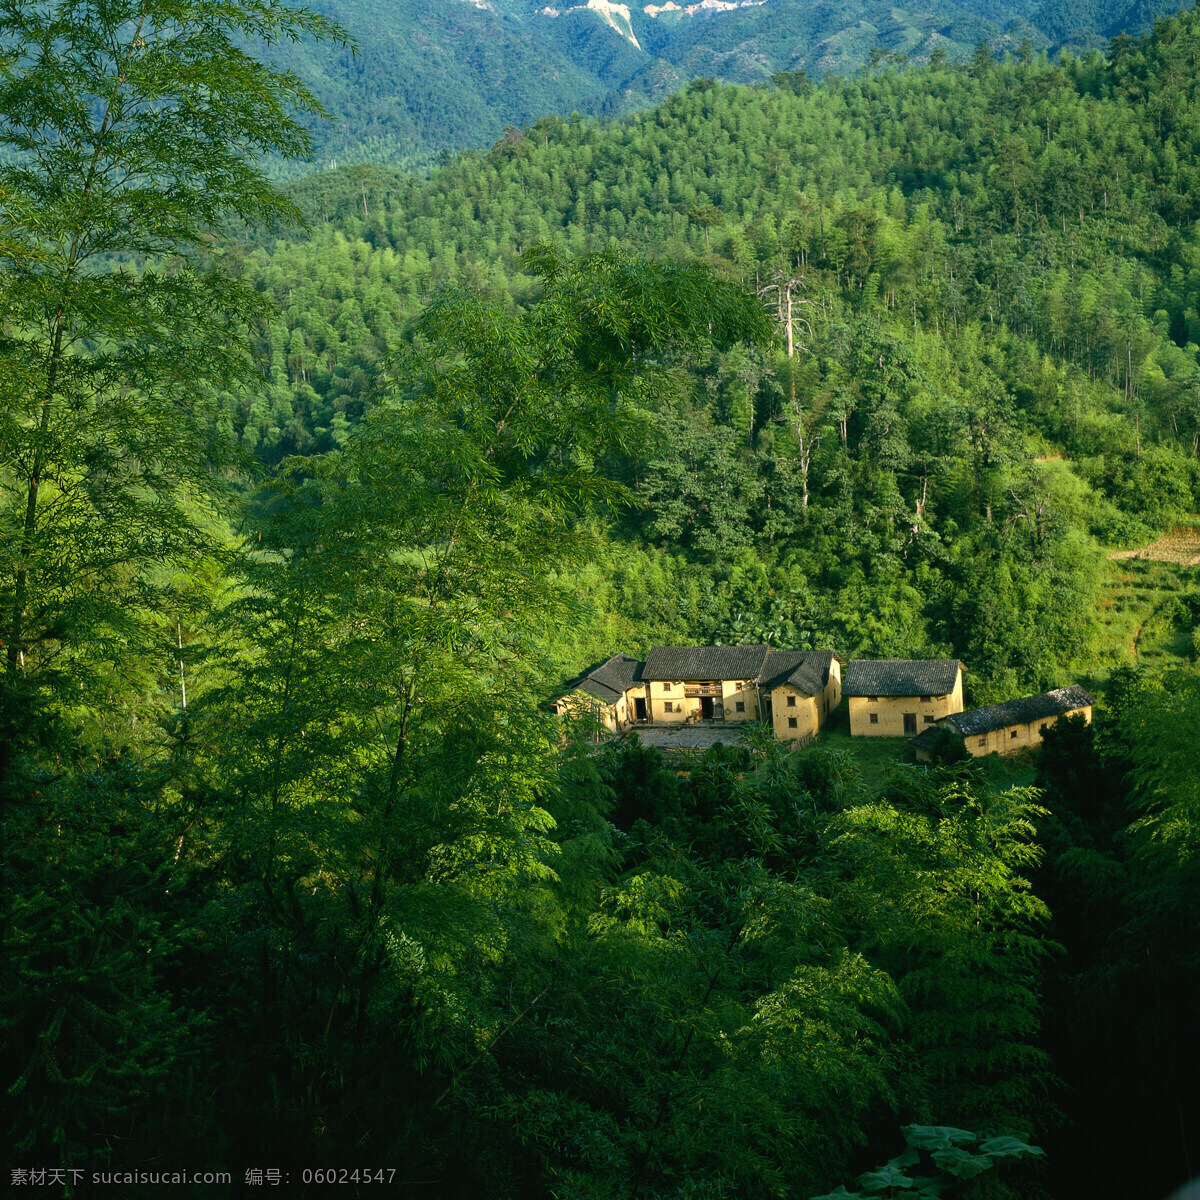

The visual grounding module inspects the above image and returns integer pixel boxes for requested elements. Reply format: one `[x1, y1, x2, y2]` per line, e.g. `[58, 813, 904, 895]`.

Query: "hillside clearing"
[1108, 525, 1200, 566]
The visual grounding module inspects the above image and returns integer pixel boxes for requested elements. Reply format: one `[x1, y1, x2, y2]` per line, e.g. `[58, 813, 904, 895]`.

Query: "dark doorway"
[903, 712, 917, 735]
[634, 697, 647, 723]
[700, 696, 714, 721]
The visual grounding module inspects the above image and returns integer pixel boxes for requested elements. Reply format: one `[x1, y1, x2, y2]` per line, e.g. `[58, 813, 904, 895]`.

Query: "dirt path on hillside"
[1132, 614, 1149, 660]
[1131, 590, 1191, 661]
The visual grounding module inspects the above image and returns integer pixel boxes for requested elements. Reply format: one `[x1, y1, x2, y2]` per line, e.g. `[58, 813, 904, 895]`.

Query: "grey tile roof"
[561, 645, 843, 702]
[910, 725, 944, 755]
[761, 649, 837, 696]
[843, 659, 963, 697]
[561, 653, 644, 706]
[944, 685, 1094, 737]
[643, 644, 771, 682]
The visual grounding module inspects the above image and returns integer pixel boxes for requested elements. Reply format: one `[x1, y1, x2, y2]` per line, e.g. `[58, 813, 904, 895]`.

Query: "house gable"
[552, 653, 645, 732]
[764, 650, 843, 742]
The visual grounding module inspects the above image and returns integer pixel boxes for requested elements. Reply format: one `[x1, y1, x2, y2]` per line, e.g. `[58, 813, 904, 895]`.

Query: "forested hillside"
[261, 0, 1187, 171]
[237, 21, 1200, 698]
[3, 4, 1200, 1200]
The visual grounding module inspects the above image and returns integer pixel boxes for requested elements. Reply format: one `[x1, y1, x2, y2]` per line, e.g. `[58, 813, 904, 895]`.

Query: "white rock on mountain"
[644, 0, 767, 18]
[539, 0, 642, 49]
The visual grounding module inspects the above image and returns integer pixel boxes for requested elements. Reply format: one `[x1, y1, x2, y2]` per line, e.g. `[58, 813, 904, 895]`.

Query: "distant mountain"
[266, 0, 1189, 173]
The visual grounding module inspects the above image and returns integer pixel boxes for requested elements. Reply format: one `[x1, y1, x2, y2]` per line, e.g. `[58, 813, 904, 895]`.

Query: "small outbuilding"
[917, 684, 1094, 760]
[843, 659, 965, 737]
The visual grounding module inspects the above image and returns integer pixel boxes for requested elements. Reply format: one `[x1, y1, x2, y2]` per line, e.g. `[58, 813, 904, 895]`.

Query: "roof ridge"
[843, 658, 963, 697]
[945, 684, 1094, 736]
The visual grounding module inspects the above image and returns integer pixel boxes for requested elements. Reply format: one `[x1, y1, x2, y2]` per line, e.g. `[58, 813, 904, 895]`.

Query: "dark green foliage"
[926, 727, 970, 764]
[830, 767, 1055, 1132]
[476, 742, 1054, 1198]
[1034, 670, 1200, 1197]
[0, 759, 215, 1172]
[812, 1124, 1045, 1199]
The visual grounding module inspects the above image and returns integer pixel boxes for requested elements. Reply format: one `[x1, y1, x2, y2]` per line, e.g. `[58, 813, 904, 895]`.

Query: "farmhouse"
[842, 658, 965, 737]
[553, 645, 842, 743]
[913, 684, 1094, 760]
[554, 653, 645, 734]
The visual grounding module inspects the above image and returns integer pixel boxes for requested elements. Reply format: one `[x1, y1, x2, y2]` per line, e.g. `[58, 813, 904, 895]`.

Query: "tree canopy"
[0, 0, 348, 775]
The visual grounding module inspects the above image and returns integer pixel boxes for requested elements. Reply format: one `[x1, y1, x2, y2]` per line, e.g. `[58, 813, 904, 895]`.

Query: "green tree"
[832, 767, 1054, 1131]
[0, 0, 347, 777]
[194, 246, 772, 1178]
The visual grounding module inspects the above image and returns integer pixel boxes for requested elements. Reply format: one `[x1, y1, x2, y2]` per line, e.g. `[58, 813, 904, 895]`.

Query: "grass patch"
[1091, 553, 1199, 674]
[800, 703, 914, 786]
[810, 725, 913, 788]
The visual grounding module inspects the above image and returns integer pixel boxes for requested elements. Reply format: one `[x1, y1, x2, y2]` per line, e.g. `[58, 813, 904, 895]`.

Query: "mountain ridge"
[263, 0, 1189, 175]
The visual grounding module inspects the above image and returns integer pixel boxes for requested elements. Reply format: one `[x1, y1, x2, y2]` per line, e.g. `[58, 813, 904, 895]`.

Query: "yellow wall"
[849, 671, 963, 737]
[647, 679, 688, 723]
[771, 662, 842, 743]
[645, 679, 766, 722]
[826, 659, 842, 716]
[963, 705, 1092, 757]
[772, 688, 818, 741]
[720, 680, 761, 721]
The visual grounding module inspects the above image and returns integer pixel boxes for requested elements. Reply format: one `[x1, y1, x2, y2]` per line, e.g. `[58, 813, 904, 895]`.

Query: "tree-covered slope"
[257, 0, 611, 174]
[8, 7, 1200, 1200]
[225, 10, 1200, 708]
[261, 0, 1190, 171]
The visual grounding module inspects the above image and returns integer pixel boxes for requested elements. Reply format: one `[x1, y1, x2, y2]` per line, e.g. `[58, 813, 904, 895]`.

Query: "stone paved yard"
[621, 723, 748, 752]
